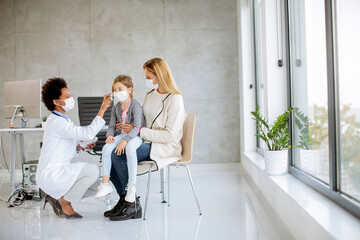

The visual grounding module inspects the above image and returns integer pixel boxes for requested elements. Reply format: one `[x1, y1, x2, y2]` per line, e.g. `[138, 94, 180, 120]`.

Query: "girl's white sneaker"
[125, 185, 136, 203]
[95, 182, 114, 199]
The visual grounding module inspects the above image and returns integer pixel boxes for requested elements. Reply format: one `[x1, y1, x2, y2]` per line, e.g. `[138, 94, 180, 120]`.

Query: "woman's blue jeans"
[110, 143, 151, 195]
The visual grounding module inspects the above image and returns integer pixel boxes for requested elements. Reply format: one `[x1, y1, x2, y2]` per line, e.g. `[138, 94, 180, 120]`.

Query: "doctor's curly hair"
[41, 78, 67, 111]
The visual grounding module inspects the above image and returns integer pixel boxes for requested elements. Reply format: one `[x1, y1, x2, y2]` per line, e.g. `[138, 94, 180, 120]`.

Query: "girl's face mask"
[113, 90, 129, 105]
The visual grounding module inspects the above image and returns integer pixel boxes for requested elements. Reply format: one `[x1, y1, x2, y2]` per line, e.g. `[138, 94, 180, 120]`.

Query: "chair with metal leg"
[138, 113, 202, 220]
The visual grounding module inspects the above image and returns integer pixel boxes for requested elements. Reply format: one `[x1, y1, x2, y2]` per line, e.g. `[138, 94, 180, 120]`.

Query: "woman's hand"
[98, 94, 112, 118]
[115, 121, 122, 131]
[122, 123, 133, 134]
[105, 135, 115, 144]
[114, 139, 127, 155]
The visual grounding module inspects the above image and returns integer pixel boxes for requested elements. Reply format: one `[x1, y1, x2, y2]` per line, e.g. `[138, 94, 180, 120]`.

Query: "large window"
[289, 0, 330, 183]
[287, 0, 360, 216]
[336, 0, 360, 202]
[252, 0, 360, 217]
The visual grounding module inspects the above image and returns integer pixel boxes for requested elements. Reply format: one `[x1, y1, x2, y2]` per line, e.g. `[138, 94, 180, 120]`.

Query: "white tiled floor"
[0, 164, 294, 240]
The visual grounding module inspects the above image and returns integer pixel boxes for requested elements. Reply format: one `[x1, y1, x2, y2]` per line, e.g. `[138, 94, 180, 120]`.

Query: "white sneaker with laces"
[125, 185, 136, 203]
[95, 182, 114, 199]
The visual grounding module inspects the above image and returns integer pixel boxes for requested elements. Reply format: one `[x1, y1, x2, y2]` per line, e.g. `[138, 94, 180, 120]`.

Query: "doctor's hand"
[76, 143, 95, 151]
[114, 139, 127, 155]
[98, 94, 112, 118]
[122, 123, 133, 134]
[105, 135, 115, 144]
[85, 142, 96, 149]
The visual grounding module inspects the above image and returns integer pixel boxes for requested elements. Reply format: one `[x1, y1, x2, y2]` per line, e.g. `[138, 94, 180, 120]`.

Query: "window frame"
[285, 0, 360, 218]
[251, 0, 360, 219]
[252, 0, 265, 154]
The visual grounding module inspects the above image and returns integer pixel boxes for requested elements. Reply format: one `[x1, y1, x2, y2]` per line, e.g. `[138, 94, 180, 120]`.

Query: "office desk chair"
[78, 97, 111, 160]
[138, 113, 202, 220]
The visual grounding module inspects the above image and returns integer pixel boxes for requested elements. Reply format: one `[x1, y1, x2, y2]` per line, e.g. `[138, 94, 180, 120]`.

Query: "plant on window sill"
[251, 106, 294, 175]
[251, 106, 294, 151]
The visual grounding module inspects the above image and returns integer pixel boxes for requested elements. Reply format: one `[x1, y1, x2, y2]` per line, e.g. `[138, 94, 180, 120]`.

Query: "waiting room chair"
[138, 113, 202, 220]
[78, 97, 111, 159]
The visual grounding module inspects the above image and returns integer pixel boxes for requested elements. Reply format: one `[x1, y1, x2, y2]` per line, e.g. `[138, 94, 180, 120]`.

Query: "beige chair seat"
[138, 160, 155, 165]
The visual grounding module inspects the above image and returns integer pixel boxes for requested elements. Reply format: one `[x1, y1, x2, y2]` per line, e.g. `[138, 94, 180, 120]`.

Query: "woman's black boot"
[109, 197, 142, 221]
[104, 195, 126, 217]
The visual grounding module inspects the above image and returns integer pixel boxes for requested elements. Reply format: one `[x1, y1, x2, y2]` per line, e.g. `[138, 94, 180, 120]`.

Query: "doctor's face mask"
[55, 88, 75, 112]
[59, 97, 75, 112]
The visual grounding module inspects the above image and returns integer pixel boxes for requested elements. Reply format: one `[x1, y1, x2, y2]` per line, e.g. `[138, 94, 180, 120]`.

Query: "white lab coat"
[36, 113, 105, 199]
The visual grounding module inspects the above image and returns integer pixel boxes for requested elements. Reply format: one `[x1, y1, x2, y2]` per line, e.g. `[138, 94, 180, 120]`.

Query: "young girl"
[95, 75, 145, 203]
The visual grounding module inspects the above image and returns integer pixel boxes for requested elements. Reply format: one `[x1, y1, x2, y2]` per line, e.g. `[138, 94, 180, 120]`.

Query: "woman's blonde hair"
[143, 57, 181, 95]
[112, 75, 134, 98]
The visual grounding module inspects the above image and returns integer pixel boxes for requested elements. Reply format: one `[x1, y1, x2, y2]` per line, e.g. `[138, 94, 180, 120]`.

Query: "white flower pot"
[299, 149, 320, 175]
[264, 149, 289, 175]
[41, 121, 46, 129]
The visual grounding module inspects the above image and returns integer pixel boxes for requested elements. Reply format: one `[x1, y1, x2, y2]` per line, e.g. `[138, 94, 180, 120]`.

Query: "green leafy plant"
[294, 107, 310, 149]
[42, 116, 47, 122]
[251, 106, 294, 151]
[294, 106, 327, 150]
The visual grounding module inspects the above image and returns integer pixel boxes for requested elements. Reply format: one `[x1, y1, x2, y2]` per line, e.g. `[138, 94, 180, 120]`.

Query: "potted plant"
[294, 106, 327, 174]
[41, 116, 47, 129]
[251, 106, 294, 175]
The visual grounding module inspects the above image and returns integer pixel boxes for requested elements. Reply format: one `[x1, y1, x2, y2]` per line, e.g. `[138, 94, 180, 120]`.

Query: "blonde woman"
[105, 58, 185, 221]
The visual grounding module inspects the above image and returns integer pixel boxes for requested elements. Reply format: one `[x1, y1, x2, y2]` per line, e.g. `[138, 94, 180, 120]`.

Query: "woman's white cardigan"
[139, 90, 185, 173]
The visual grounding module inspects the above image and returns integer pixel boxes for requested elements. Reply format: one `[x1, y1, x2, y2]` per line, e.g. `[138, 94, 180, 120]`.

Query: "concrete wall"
[0, 0, 239, 168]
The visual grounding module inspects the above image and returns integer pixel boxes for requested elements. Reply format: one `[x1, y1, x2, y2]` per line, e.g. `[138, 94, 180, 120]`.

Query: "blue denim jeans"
[110, 143, 151, 195]
[102, 134, 142, 186]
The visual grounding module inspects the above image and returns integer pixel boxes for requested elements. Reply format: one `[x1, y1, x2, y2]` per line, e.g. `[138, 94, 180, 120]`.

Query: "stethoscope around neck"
[146, 89, 171, 129]
[52, 110, 67, 120]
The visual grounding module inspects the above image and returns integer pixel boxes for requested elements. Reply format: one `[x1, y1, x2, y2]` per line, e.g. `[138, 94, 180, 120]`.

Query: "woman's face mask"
[58, 97, 75, 112]
[113, 90, 129, 105]
[145, 78, 159, 90]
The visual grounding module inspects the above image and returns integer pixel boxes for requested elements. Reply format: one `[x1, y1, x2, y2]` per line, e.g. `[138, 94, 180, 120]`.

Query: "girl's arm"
[122, 103, 143, 143]
[106, 106, 117, 137]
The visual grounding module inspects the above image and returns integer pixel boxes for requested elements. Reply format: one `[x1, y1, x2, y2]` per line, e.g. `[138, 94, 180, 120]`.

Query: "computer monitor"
[4, 79, 42, 120]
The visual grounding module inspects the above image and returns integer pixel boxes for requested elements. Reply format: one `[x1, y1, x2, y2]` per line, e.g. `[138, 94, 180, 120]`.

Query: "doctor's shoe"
[125, 185, 136, 203]
[43, 195, 61, 216]
[104, 194, 126, 217]
[55, 201, 83, 219]
[95, 182, 114, 199]
[109, 197, 142, 221]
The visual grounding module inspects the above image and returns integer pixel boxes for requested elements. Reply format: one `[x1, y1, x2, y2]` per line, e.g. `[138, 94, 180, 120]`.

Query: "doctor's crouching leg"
[55, 163, 100, 219]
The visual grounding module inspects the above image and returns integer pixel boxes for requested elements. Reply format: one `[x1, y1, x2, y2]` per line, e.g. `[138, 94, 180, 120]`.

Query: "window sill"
[241, 152, 360, 240]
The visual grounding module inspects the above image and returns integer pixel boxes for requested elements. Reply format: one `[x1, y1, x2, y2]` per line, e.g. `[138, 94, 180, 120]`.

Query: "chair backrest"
[78, 97, 111, 153]
[180, 113, 196, 163]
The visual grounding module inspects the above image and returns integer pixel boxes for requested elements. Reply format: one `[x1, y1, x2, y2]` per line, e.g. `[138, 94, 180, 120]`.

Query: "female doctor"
[37, 77, 111, 219]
